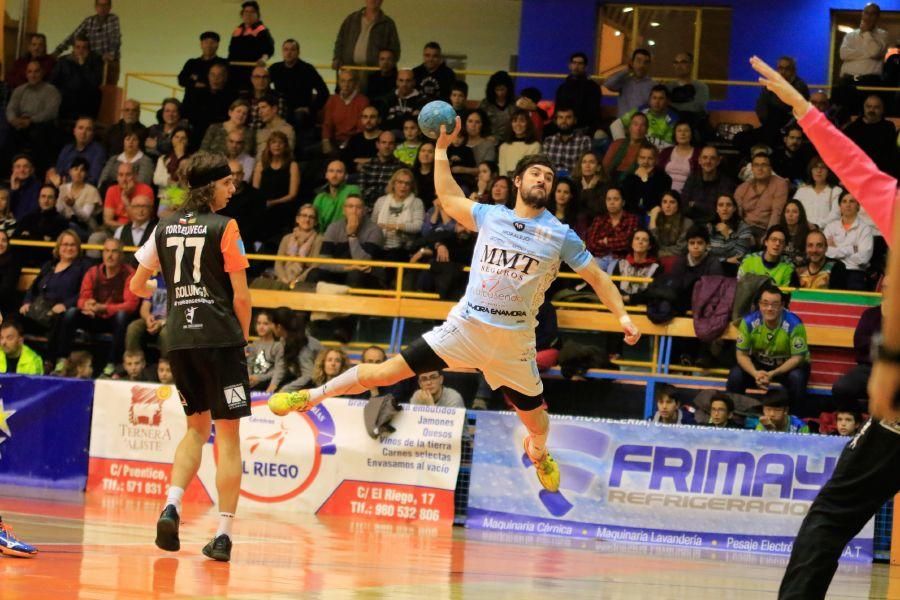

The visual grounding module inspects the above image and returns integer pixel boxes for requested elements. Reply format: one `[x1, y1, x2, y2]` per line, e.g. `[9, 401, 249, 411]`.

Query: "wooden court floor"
[1, 485, 898, 599]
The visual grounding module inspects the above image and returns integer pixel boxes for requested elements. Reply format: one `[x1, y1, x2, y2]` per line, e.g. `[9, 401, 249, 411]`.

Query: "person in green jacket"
[312, 159, 361, 233]
[0, 319, 44, 375]
[737, 224, 795, 286]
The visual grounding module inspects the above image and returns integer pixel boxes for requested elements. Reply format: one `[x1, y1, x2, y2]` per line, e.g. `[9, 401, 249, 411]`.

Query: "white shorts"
[422, 312, 542, 397]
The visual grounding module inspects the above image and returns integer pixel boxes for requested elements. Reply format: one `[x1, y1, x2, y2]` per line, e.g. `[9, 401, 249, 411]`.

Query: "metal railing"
[122, 59, 900, 117]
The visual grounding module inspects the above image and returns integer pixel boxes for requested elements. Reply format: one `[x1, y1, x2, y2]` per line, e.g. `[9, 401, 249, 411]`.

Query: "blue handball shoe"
[0, 517, 38, 557]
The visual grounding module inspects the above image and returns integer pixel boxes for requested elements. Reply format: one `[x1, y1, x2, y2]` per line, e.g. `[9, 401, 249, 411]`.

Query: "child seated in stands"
[756, 390, 809, 433]
[156, 357, 174, 385]
[834, 408, 862, 437]
[60, 350, 93, 379]
[651, 384, 694, 425]
[113, 349, 154, 382]
[706, 393, 740, 428]
[246, 310, 283, 392]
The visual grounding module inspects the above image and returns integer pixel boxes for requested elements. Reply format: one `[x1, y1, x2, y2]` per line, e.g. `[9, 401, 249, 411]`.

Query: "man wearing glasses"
[666, 52, 709, 127]
[727, 282, 810, 413]
[410, 370, 465, 408]
[113, 193, 157, 265]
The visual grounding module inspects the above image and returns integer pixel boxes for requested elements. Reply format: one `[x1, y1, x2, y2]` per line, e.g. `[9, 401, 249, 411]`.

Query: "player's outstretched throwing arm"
[576, 259, 641, 345]
[433, 116, 477, 232]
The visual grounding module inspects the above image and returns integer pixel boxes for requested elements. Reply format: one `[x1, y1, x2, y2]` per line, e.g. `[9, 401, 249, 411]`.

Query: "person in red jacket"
[57, 236, 138, 376]
[751, 55, 900, 600]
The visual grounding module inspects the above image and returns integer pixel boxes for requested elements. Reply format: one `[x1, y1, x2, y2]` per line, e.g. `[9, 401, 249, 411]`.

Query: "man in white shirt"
[834, 3, 889, 120]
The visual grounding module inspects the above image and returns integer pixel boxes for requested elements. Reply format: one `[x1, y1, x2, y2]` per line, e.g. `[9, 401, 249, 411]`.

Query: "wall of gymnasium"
[37, 0, 523, 120]
[518, 0, 900, 111]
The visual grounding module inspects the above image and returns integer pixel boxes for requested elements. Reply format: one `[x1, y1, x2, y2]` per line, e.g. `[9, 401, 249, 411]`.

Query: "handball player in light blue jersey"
[270, 117, 641, 491]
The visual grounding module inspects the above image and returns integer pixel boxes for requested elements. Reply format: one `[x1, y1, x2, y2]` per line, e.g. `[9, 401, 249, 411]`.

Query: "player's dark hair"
[424, 41, 442, 52]
[650, 84, 669, 98]
[513, 154, 554, 182]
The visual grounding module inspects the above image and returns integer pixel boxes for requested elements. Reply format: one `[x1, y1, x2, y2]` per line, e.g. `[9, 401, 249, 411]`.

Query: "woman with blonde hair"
[309, 348, 351, 388]
[372, 167, 425, 261]
[19, 229, 90, 371]
[253, 130, 300, 242]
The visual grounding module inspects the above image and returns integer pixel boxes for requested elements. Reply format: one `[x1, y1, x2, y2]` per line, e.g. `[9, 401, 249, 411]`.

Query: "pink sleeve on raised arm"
[798, 108, 898, 243]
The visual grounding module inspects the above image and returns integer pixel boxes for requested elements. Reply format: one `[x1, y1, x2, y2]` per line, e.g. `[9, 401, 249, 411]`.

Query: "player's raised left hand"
[749, 55, 809, 119]
[436, 116, 461, 151]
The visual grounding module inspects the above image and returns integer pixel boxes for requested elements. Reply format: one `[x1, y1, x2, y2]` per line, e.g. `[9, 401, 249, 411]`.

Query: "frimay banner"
[0, 374, 94, 489]
[466, 413, 874, 562]
[88, 380, 466, 524]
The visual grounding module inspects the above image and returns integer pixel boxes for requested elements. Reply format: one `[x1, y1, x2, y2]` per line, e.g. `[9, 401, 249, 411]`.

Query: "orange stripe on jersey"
[221, 219, 250, 272]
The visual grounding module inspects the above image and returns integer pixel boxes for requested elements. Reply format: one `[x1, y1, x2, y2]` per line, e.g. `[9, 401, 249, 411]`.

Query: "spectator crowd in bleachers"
[0, 0, 895, 433]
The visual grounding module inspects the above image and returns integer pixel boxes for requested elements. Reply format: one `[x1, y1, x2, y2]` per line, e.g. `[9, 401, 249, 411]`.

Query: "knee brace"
[501, 386, 545, 412]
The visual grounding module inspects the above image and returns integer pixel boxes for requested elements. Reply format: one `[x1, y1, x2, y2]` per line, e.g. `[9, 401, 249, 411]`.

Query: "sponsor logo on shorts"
[224, 384, 247, 409]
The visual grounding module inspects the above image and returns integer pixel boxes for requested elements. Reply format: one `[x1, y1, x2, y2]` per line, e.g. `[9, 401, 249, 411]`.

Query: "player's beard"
[521, 185, 548, 209]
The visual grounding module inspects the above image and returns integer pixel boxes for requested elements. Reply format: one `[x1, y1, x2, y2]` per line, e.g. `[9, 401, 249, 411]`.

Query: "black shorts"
[168, 346, 251, 420]
[400, 336, 448, 375]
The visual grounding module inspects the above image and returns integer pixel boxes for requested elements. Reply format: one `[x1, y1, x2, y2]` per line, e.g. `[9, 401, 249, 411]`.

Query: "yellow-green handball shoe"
[523, 435, 560, 493]
[268, 390, 311, 416]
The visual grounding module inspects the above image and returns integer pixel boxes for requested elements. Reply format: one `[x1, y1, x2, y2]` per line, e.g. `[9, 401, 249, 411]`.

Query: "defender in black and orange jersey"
[131, 152, 251, 563]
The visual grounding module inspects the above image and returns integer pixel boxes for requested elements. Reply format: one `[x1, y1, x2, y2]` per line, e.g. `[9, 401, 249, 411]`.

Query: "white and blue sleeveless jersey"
[450, 203, 593, 331]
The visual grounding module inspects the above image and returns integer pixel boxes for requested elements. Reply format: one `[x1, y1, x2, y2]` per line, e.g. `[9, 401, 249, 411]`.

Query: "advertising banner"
[88, 380, 465, 523]
[467, 413, 873, 562]
[0, 375, 94, 489]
